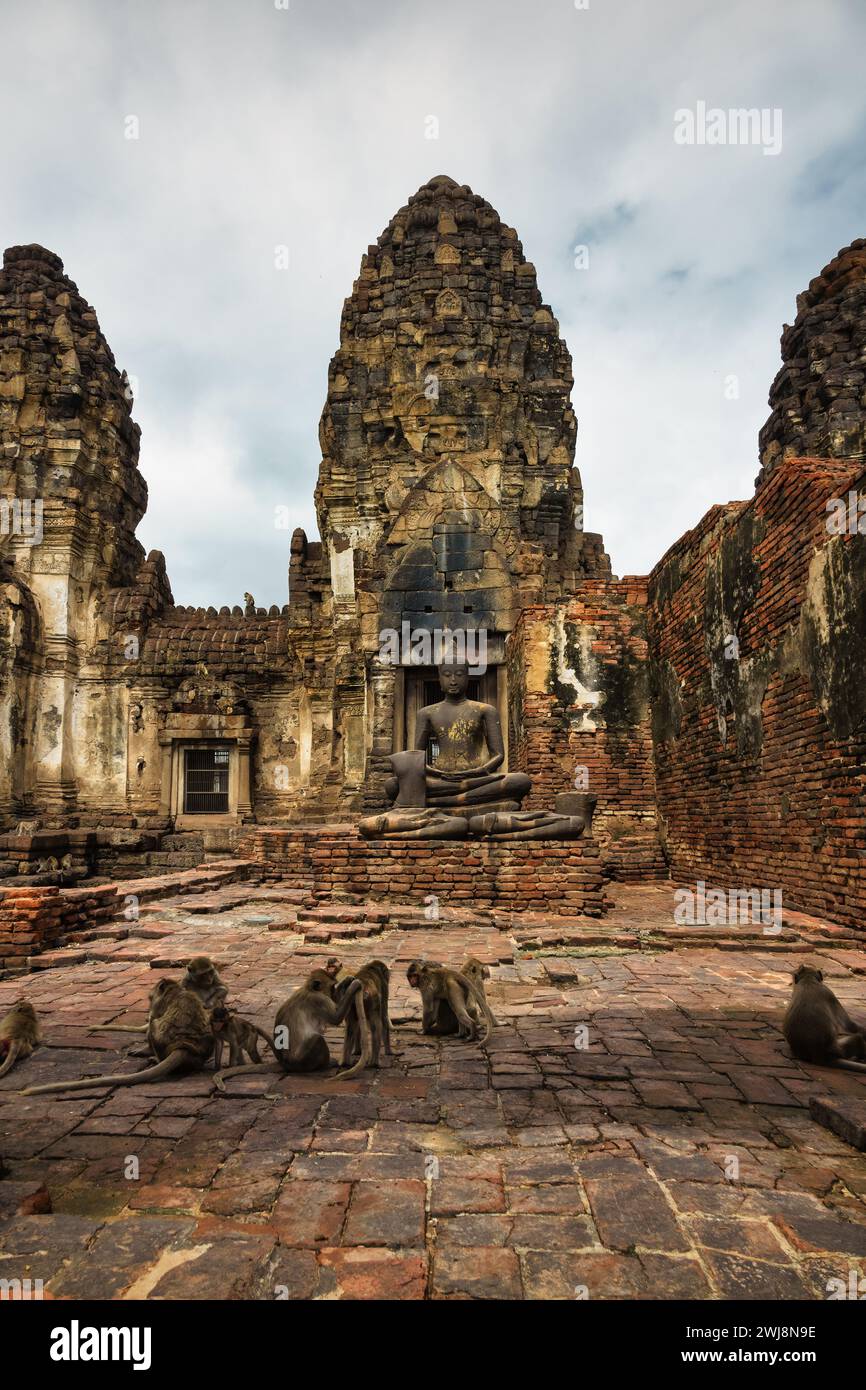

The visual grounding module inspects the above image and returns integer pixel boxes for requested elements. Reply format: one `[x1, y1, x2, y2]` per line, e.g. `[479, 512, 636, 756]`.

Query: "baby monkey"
[209, 1005, 281, 1069]
[0, 1001, 42, 1079]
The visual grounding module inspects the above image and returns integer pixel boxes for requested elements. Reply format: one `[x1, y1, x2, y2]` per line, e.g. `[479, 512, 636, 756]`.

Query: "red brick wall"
[507, 590, 667, 882]
[647, 456, 866, 929]
[240, 827, 606, 917]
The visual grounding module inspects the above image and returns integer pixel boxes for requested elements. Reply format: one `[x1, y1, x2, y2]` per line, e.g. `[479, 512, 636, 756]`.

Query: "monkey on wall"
[214, 969, 363, 1090]
[21, 979, 215, 1095]
[783, 965, 866, 1071]
[0, 1001, 42, 1079]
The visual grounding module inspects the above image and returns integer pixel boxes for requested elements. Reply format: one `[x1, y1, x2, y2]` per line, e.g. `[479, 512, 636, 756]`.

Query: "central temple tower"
[308, 175, 609, 805]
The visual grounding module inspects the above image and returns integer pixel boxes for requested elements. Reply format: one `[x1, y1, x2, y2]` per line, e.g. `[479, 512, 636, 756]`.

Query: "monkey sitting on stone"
[0, 1001, 42, 1079]
[783, 965, 866, 1072]
[209, 1005, 281, 1070]
[214, 969, 363, 1090]
[21, 979, 215, 1095]
[333, 960, 392, 1080]
[406, 961, 495, 1042]
[181, 955, 229, 1010]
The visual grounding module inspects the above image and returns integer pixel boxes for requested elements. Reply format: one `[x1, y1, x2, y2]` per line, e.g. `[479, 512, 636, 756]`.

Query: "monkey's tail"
[836, 1059, 866, 1074]
[333, 990, 373, 1081]
[20, 1050, 189, 1096]
[89, 1023, 148, 1033]
[213, 1062, 283, 1093]
[0, 1041, 20, 1079]
[460, 973, 496, 1043]
[247, 1022, 283, 1062]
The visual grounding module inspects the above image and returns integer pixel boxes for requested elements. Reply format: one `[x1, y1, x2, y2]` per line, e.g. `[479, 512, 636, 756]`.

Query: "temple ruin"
[1, 177, 865, 960]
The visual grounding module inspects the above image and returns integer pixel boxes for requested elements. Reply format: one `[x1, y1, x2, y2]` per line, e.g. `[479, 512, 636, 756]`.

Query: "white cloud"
[1, 0, 865, 597]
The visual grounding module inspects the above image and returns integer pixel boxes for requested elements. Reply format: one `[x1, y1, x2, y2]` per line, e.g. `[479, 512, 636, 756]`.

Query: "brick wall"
[240, 827, 606, 917]
[507, 589, 667, 882]
[0, 861, 254, 972]
[647, 456, 866, 929]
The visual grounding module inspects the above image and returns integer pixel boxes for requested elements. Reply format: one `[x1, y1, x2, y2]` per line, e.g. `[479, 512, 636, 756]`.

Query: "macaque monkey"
[21, 979, 214, 1095]
[214, 969, 363, 1090]
[209, 1005, 281, 1069]
[460, 956, 497, 1028]
[181, 956, 228, 1009]
[334, 960, 391, 1080]
[90, 954, 228, 1038]
[0, 1001, 42, 1079]
[783, 966, 866, 1072]
[406, 961, 495, 1042]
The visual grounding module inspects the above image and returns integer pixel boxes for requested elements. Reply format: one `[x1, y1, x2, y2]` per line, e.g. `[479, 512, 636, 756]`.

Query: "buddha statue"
[358, 660, 590, 840]
[402, 661, 530, 811]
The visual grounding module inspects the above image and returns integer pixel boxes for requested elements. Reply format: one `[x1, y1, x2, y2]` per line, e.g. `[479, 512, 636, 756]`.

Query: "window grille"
[184, 747, 230, 814]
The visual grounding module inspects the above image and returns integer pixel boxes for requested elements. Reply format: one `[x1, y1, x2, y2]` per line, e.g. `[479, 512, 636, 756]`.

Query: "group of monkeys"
[0, 953, 496, 1096]
[0, 958, 865, 1098]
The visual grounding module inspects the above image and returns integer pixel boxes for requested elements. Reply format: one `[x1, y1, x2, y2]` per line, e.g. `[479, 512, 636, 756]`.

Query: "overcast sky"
[2, 0, 865, 605]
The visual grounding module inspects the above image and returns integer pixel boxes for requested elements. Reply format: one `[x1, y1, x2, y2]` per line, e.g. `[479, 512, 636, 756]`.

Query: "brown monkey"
[209, 1005, 281, 1069]
[783, 966, 866, 1071]
[461, 956, 498, 1028]
[21, 979, 214, 1095]
[214, 969, 363, 1090]
[334, 960, 391, 1080]
[181, 955, 228, 1009]
[406, 961, 495, 1041]
[0, 1001, 42, 1080]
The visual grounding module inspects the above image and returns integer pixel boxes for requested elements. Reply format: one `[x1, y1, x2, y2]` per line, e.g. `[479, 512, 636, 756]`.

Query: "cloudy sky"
[2, 0, 865, 604]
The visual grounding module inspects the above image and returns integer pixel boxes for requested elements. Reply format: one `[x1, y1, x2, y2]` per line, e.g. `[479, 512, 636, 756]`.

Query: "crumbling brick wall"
[507, 587, 667, 881]
[647, 456, 866, 928]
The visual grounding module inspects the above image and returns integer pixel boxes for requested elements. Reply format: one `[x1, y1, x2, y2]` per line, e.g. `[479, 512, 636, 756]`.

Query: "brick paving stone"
[810, 1096, 866, 1151]
[343, 1180, 425, 1247]
[430, 1177, 506, 1216]
[522, 1249, 647, 1300]
[700, 1250, 817, 1299]
[434, 1214, 513, 1247]
[271, 1181, 351, 1246]
[581, 1154, 690, 1252]
[317, 1247, 427, 1300]
[0, 1180, 51, 1217]
[256, 1247, 320, 1300]
[50, 1217, 195, 1299]
[432, 1246, 522, 1299]
[506, 1182, 587, 1214]
[146, 1230, 277, 1299]
[3, 885, 866, 1300]
[508, 1213, 595, 1249]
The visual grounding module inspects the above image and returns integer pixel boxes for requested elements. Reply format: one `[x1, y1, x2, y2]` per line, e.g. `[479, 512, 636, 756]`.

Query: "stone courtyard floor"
[2, 879, 866, 1300]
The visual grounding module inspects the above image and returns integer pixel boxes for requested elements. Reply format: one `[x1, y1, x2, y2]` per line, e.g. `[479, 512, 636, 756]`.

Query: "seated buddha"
[358, 660, 530, 838]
